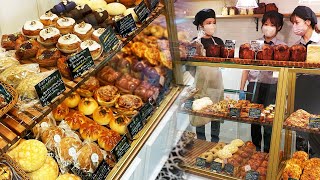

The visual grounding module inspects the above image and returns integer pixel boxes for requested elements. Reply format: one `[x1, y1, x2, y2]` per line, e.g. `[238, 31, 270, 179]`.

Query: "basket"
[1, 154, 30, 180]
[0, 80, 18, 118]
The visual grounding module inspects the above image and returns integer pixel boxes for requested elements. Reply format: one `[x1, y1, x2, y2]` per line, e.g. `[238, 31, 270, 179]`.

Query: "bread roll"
[41, 126, 66, 151]
[64, 110, 88, 130]
[52, 103, 69, 121]
[59, 137, 82, 162]
[93, 106, 115, 125]
[98, 129, 121, 151]
[56, 173, 81, 180]
[28, 156, 59, 180]
[77, 143, 103, 172]
[79, 122, 102, 142]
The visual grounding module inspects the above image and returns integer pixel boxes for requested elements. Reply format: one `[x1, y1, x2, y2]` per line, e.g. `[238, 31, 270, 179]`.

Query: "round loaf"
[77, 143, 103, 172]
[28, 156, 59, 180]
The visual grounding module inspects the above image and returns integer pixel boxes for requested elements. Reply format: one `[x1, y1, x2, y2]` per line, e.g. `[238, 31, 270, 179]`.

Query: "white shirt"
[296, 30, 320, 45]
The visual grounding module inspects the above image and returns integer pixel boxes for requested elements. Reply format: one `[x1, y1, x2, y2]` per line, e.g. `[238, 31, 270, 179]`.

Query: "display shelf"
[283, 124, 320, 135]
[107, 87, 181, 179]
[0, 3, 165, 155]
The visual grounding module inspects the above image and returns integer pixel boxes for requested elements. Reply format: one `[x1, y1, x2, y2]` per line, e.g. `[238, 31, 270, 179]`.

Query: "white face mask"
[203, 24, 216, 36]
[293, 22, 308, 36]
[262, 25, 276, 38]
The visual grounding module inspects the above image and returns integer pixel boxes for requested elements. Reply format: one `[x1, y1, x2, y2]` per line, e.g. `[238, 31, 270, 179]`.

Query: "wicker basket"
[1, 154, 30, 180]
[0, 80, 18, 118]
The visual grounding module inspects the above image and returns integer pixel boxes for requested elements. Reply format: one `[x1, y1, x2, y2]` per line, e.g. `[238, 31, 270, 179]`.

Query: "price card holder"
[71, 166, 94, 180]
[115, 14, 137, 38]
[93, 161, 111, 179]
[309, 117, 320, 128]
[134, 1, 151, 22]
[186, 46, 197, 58]
[288, 178, 298, 180]
[229, 108, 240, 118]
[150, 0, 160, 10]
[210, 161, 222, 173]
[183, 99, 194, 110]
[224, 163, 234, 175]
[245, 170, 260, 180]
[249, 108, 261, 119]
[127, 113, 143, 139]
[99, 26, 120, 53]
[35, 70, 66, 107]
[111, 135, 131, 162]
[250, 40, 264, 61]
[225, 40, 236, 49]
[156, 88, 165, 106]
[195, 157, 206, 169]
[0, 84, 12, 103]
[67, 48, 94, 79]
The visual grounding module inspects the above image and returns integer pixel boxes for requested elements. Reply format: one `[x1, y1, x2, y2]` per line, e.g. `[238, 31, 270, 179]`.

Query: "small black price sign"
[99, 26, 119, 53]
[71, 166, 94, 180]
[35, 70, 66, 107]
[245, 170, 260, 180]
[229, 108, 240, 118]
[156, 89, 165, 106]
[309, 117, 320, 128]
[288, 178, 298, 180]
[140, 101, 154, 122]
[127, 113, 143, 139]
[184, 99, 194, 110]
[150, 0, 160, 10]
[195, 157, 206, 169]
[249, 108, 261, 119]
[67, 48, 94, 79]
[115, 14, 137, 38]
[93, 161, 111, 179]
[224, 163, 234, 175]
[225, 40, 236, 49]
[187, 46, 197, 58]
[134, 0, 151, 22]
[111, 135, 131, 162]
[0, 84, 12, 103]
[210, 161, 222, 173]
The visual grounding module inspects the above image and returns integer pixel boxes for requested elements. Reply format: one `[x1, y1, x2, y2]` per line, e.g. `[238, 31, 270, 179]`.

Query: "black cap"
[193, 9, 216, 27]
[291, 6, 317, 24]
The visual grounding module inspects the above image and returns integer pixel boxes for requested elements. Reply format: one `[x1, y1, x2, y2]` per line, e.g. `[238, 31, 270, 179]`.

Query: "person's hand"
[239, 90, 246, 100]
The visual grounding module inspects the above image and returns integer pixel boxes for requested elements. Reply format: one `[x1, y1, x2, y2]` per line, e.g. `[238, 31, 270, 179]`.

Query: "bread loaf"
[290, 44, 306, 61]
[274, 44, 290, 61]
[257, 44, 273, 60]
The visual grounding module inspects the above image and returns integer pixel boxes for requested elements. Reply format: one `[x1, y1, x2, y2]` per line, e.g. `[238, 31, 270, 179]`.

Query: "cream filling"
[81, 40, 101, 51]
[58, 34, 81, 45]
[23, 20, 44, 31]
[40, 27, 60, 40]
[57, 17, 75, 27]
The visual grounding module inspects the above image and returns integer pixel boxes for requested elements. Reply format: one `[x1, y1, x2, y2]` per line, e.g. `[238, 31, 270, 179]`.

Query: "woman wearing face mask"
[239, 11, 285, 152]
[190, 9, 224, 143]
[291, 6, 320, 157]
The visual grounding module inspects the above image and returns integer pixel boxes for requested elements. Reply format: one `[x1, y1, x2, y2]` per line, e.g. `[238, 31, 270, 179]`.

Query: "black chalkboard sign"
[140, 102, 154, 123]
[115, 14, 137, 38]
[0, 84, 12, 103]
[111, 135, 131, 162]
[67, 48, 94, 79]
[245, 170, 260, 180]
[210, 161, 222, 173]
[127, 113, 143, 139]
[229, 108, 240, 118]
[99, 26, 119, 53]
[249, 108, 261, 119]
[150, 0, 160, 10]
[134, 1, 151, 22]
[224, 163, 234, 175]
[225, 40, 236, 49]
[71, 166, 94, 180]
[195, 157, 206, 169]
[93, 161, 111, 179]
[35, 70, 66, 106]
[309, 117, 320, 128]
[288, 178, 298, 180]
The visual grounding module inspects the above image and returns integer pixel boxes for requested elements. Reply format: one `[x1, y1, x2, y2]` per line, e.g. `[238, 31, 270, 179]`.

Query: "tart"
[15, 39, 40, 60]
[22, 20, 44, 37]
[56, 17, 76, 34]
[80, 40, 102, 60]
[77, 76, 100, 97]
[73, 22, 94, 40]
[92, 28, 105, 42]
[57, 34, 81, 53]
[94, 85, 120, 107]
[1, 33, 25, 50]
[35, 48, 61, 67]
[40, 11, 59, 26]
[38, 27, 61, 46]
[115, 94, 143, 116]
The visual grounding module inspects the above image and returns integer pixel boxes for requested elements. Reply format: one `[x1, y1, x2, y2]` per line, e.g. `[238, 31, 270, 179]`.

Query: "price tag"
[250, 40, 264, 52]
[244, 165, 251, 172]
[183, 99, 194, 110]
[71, 166, 93, 180]
[67, 48, 94, 79]
[0, 84, 12, 103]
[224, 163, 234, 175]
[249, 108, 261, 119]
[210, 161, 222, 173]
[68, 147, 77, 157]
[309, 117, 320, 128]
[127, 113, 143, 139]
[99, 26, 119, 53]
[115, 14, 137, 38]
[35, 70, 66, 106]
[273, 71, 279, 78]
[93, 161, 111, 180]
[245, 170, 260, 180]
[150, 0, 160, 10]
[54, 134, 61, 143]
[111, 135, 131, 162]
[288, 178, 298, 180]
[229, 108, 240, 118]
[140, 102, 154, 123]
[134, 1, 151, 22]
[195, 157, 206, 169]
[225, 40, 236, 49]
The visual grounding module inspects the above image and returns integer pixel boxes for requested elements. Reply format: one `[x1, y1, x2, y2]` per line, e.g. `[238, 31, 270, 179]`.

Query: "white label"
[273, 72, 279, 78]
[68, 147, 77, 157]
[40, 122, 49, 128]
[54, 134, 61, 143]
[245, 165, 251, 172]
[159, 75, 165, 86]
[91, 153, 99, 163]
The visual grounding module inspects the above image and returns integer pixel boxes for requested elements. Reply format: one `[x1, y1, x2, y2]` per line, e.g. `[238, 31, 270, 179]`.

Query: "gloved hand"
[239, 90, 246, 100]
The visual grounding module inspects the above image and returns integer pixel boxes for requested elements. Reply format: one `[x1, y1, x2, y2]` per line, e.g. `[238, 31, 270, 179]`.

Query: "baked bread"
[230, 139, 244, 147]
[56, 17, 76, 34]
[79, 121, 102, 141]
[109, 115, 130, 135]
[56, 173, 81, 180]
[77, 76, 100, 97]
[22, 20, 44, 37]
[27, 156, 59, 180]
[59, 137, 82, 162]
[131, 42, 148, 58]
[239, 43, 255, 59]
[115, 74, 141, 94]
[93, 106, 115, 125]
[290, 44, 307, 62]
[40, 12, 59, 26]
[134, 81, 159, 102]
[274, 44, 290, 61]
[221, 46, 235, 58]
[77, 143, 103, 172]
[64, 110, 88, 130]
[57, 34, 81, 53]
[92, 28, 106, 42]
[52, 103, 70, 121]
[35, 48, 61, 67]
[1, 33, 25, 50]
[15, 39, 40, 60]
[63, 92, 81, 108]
[206, 44, 222, 57]
[144, 47, 160, 66]
[292, 151, 308, 162]
[73, 22, 94, 40]
[115, 94, 143, 116]
[94, 85, 120, 107]
[41, 126, 66, 151]
[98, 128, 121, 151]
[96, 66, 122, 86]
[38, 27, 61, 46]
[257, 44, 273, 60]
[78, 97, 99, 116]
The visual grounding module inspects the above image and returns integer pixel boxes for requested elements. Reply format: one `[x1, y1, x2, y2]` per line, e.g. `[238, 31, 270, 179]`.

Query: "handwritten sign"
[115, 14, 137, 38]
[134, 1, 151, 22]
[67, 48, 94, 79]
[111, 135, 131, 162]
[99, 26, 119, 53]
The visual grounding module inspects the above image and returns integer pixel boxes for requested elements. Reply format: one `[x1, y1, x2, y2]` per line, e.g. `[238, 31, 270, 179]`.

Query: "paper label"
[250, 40, 264, 52]
[0, 84, 12, 103]
[245, 170, 260, 180]
[54, 134, 61, 143]
[68, 147, 77, 157]
[40, 122, 49, 128]
[91, 153, 99, 163]
[249, 108, 261, 118]
[229, 108, 240, 118]
[245, 165, 251, 172]
[127, 113, 143, 139]
[134, 0, 151, 22]
[195, 157, 206, 169]
[99, 26, 119, 53]
[225, 40, 236, 49]
[111, 135, 131, 162]
[210, 161, 222, 172]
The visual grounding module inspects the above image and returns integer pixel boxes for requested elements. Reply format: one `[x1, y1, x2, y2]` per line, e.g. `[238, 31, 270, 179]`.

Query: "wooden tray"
[0, 80, 18, 118]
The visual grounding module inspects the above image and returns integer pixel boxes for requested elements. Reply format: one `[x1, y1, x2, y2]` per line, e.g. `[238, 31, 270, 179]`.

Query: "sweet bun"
[64, 110, 88, 130]
[92, 28, 105, 42]
[77, 143, 103, 172]
[22, 20, 44, 37]
[15, 39, 40, 60]
[78, 97, 99, 116]
[56, 173, 81, 180]
[79, 122, 102, 142]
[223, 144, 238, 154]
[38, 27, 61, 46]
[230, 139, 244, 147]
[63, 92, 81, 108]
[94, 85, 120, 107]
[35, 48, 61, 67]
[217, 150, 232, 159]
[199, 152, 214, 163]
[80, 40, 102, 60]
[77, 76, 100, 97]
[52, 103, 70, 121]
[57, 34, 81, 53]
[292, 151, 309, 162]
[56, 17, 76, 34]
[109, 115, 130, 135]
[98, 128, 121, 151]
[106, 3, 127, 16]
[27, 156, 59, 180]
[59, 137, 82, 162]
[73, 22, 94, 41]
[1, 33, 25, 50]
[93, 106, 114, 125]
[40, 12, 59, 26]
[41, 126, 66, 151]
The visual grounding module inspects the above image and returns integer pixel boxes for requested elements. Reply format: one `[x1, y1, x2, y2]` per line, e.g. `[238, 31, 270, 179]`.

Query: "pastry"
[56, 174, 81, 180]
[94, 85, 120, 107]
[1, 33, 25, 50]
[40, 12, 59, 26]
[0, 164, 12, 180]
[22, 20, 44, 37]
[77, 143, 103, 172]
[64, 110, 88, 130]
[131, 42, 148, 58]
[144, 47, 160, 66]
[7, 140, 47, 172]
[149, 25, 165, 39]
[73, 22, 94, 40]
[92, 28, 105, 42]
[97, 66, 122, 86]
[92, 9, 109, 24]
[199, 152, 214, 163]
[223, 144, 239, 154]
[63, 92, 81, 108]
[93, 106, 115, 125]
[274, 44, 290, 61]
[79, 121, 101, 142]
[239, 43, 255, 59]
[98, 128, 121, 151]
[105, 2, 127, 16]
[56, 17, 76, 34]
[115, 74, 141, 94]
[15, 39, 40, 60]
[57, 56, 72, 79]
[257, 44, 273, 60]
[292, 151, 309, 162]
[52, 103, 70, 121]
[83, 13, 99, 26]
[57, 34, 81, 53]
[27, 156, 59, 180]
[290, 44, 307, 62]
[115, 94, 143, 116]
[230, 139, 244, 147]
[77, 76, 100, 97]
[80, 40, 102, 59]
[282, 163, 302, 180]
[78, 97, 99, 116]
[217, 150, 232, 159]
[38, 27, 61, 46]
[285, 109, 311, 127]
[35, 48, 61, 67]
[41, 126, 66, 151]
[134, 81, 159, 102]
[192, 97, 213, 111]
[109, 115, 130, 135]
[120, 0, 136, 7]
[59, 137, 82, 162]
